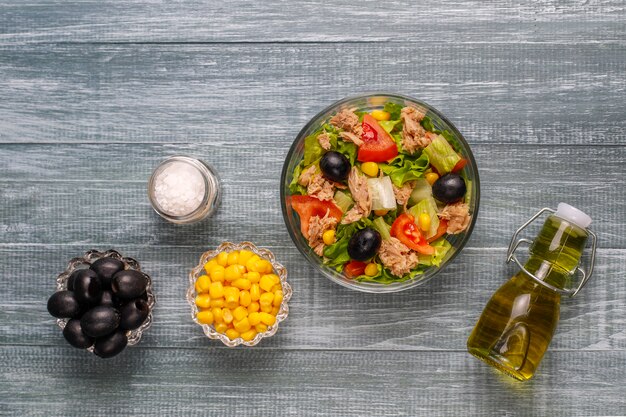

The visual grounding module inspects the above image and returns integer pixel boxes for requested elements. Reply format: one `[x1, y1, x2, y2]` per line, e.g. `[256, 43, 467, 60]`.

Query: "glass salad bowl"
[280, 93, 480, 293]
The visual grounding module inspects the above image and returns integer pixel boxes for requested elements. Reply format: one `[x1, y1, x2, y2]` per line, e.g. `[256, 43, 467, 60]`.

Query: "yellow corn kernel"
[361, 162, 379, 177]
[240, 329, 257, 341]
[233, 317, 251, 333]
[273, 290, 284, 307]
[214, 322, 228, 334]
[196, 310, 214, 325]
[238, 250, 254, 266]
[216, 252, 229, 267]
[203, 259, 218, 274]
[209, 281, 225, 299]
[374, 209, 388, 216]
[259, 292, 274, 307]
[248, 312, 261, 326]
[255, 323, 268, 333]
[259, 275, 275, 292]
[259, 312, 276, 326]
[247, 302, 260, 313]
[371, 109, 391, 121]
[322, 229, 336, 246]
[260, 304, 273, 313]
[232, 278, 251, 290]
[245, 255, 261, 272]
[226, 251, 239, 266]
[271, 306, 280, 316]
[261, 260, 274, 274]
[364, 263, 379, 277]
[225, 329, 240, 340]
[245, 271, 261, 283]
[195, 294, 211, 309]
[237, 264, 247, 274]
[222, 308, 234, 324]
[271, 284, 282, 293]
[224, 289, 240, 309]
[418, 213, 431, 233]
[224, 264, 242, 282]
[210, 298, 225, 308]
[209, 265, 225, 282]
[233, 306, 248, 322]
[239, 290, 252, 307]
[425, 172, 439, 185]
[212, 307, 224, 323]
[195, 274, 211, 293]
[250, 283, 261, 301]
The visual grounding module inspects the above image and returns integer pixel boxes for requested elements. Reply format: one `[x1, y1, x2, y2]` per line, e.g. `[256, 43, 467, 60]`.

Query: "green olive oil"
[467, 212, 589, 381]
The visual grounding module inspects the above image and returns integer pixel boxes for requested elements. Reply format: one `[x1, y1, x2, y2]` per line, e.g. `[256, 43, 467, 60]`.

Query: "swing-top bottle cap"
[554, 203, 592, 229]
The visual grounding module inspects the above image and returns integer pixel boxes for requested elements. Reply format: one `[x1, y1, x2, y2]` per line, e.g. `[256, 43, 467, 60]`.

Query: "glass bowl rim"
[280, 91, 480, 293]
[186, 241, 292, 347]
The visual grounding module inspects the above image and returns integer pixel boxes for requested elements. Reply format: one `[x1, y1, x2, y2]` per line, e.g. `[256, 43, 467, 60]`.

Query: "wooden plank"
[1, 245, 623, 351]
[0, 43, 624, 145]
[0, 143, 623, 248]
[0, 0, 624, 44]
[0, 345, 624, 416]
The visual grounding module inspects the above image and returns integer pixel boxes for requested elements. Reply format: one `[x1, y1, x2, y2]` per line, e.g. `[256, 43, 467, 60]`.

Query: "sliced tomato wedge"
[344, 260, 367, 279]
[357, 114, 399, 162]
[427, 219, 448, 243]
[289, 195, 342, 236]
[451, 158, 468, 174]
[390, 213, 435, 255]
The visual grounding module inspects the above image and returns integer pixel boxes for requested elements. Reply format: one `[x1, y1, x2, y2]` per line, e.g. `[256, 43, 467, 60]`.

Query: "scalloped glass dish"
[280, 92, 480, 293]
[187, 242, 291, 347]
[54, 249, 156, 352]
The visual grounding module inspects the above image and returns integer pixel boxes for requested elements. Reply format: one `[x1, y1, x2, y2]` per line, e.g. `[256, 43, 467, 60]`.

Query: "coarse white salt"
[153, 161, 206, 216]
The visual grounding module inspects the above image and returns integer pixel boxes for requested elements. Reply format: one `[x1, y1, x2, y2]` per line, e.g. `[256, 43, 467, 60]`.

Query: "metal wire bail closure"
[506, 207, 598, 297]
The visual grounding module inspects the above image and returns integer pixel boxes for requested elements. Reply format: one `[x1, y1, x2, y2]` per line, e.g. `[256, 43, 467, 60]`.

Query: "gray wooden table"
[1, 1, 625, 416]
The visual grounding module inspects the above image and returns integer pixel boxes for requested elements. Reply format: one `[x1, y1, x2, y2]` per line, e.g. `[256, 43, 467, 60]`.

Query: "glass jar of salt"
[148, 156, 220, 224]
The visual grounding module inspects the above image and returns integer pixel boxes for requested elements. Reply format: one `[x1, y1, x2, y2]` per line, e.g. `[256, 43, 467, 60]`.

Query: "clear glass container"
[54, 249, 156, 354]
[187, 242, 292, 347]
[148, 155, 221, 224]
[280, 92, 480, 293]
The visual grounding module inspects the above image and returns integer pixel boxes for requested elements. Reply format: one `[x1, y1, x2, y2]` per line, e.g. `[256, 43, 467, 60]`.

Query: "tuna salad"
[288, 102, 473, 284]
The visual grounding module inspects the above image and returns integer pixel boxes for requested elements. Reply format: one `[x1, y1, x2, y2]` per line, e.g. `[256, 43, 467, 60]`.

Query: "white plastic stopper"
[554, 203, 592, 229]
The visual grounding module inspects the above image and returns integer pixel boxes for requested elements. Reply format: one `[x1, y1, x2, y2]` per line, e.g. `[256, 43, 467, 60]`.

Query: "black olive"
[93, 330, 128, 359]
[67, 269, 97, 291]
[119, 299, 150, 330]
[432, 173, 466, 204]
[80, 306, 120, 338]
[90, 257, 125, 289]
[62, 319, 94, 349]
[319, 151, 351, 182]
[347, 228, 382, 261]
[47, 291, 82, 318]
[72, 272, 102, 305]
[112, 270, 148, 300]
[99, 291, 116, 307]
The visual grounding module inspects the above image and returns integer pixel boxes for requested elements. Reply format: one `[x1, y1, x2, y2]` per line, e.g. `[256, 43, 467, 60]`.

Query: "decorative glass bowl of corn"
[187, 242, 291, 347]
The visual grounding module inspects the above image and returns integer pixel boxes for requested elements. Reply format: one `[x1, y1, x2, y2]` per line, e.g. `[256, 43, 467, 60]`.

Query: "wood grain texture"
[0, 0, 624, 44]
[0, 44, 624, 145]
[1, 1, 625, 415]
[1, 346, 625, 417]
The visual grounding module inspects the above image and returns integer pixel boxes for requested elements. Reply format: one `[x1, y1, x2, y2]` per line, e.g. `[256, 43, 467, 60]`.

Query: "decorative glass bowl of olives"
[280, 92, 480, 293]
[47, 249, 156, 358]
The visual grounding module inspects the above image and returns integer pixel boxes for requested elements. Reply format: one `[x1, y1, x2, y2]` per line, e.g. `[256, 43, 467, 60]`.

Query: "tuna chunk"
[439, 202, 471, 234]
[318, 132, 331, 150]
[378, 237, 420, 277]
[393, 181, 415, 209]
[339, 131, 363, 147]
[330, 108, 363, 136]
[341, 167, 371, 224]
[298, 165, 335, 201]
[307, 210, 339, 256]
[401, 106, 431, 154]
[298, 165, 317, 187]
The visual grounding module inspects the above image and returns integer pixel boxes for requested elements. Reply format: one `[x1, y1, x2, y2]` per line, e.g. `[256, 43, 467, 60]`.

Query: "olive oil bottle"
[467, 203, 596, 381]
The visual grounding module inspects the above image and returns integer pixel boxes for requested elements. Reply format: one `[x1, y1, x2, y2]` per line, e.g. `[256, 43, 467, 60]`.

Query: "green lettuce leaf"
[289, 162, 307, 195]
[378, 153, 429, 187]
[418, 238, 452, 267]
[383, 102, 403, 120]
[423, 135, 461, 175]
[421, 116, 436, 132]
[323, 218, 373, 270]
[379, 119, 401, 134]
[303, 134, 324, 166]
[335, 140, 357, 165]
